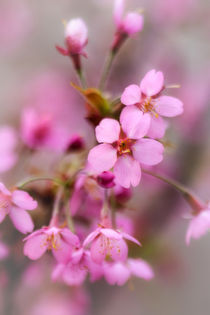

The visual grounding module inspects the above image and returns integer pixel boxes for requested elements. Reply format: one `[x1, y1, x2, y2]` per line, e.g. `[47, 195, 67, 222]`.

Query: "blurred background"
[0, 0, 210, 314]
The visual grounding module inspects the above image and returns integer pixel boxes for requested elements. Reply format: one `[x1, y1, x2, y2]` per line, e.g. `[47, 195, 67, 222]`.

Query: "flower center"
[117, 138, 132, 155]
[139, 97, 159, 117]
[45, 233, 60, 251]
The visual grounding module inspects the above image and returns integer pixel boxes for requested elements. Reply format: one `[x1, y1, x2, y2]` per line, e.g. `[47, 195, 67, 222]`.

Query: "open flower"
[23, 226, 80, 263]
[186, 202, 210, 245]
[121, 69, 183, 139]
[0, 182, 37, 234]
[103, 258, 154, 286]
[88, 112, 164, 188]
[83, 226, 140, 264]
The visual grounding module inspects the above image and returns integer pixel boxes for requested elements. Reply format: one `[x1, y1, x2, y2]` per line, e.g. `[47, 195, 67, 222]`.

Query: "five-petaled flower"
[83, 226, 141, 264]
[121, 69, 183, 139]
[0, 182, 37, 234]
[88, 112, 164, 188]
[23, 226, 80, 263]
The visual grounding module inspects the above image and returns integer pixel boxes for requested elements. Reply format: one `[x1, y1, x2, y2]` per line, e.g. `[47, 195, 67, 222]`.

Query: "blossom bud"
[97, 171, 115, 189]
[114, 185, 132, 203]
[65, 134, 85, 152]
[65, 18, 88, 55]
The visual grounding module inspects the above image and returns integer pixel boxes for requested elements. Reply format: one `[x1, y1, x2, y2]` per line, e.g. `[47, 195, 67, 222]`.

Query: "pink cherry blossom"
[0, 182, 37, 234]
[23, 226, 80, 263]
[56, 18, 88, 57]
[121, 69, 184, 139]
[88, 113, 164, 188]
[103, 258, 154, 286]
[186, 203, 210, 245]
[114, 0, 144, 36]
[0, 126, 17, 173]
[83, 226, 140, 264]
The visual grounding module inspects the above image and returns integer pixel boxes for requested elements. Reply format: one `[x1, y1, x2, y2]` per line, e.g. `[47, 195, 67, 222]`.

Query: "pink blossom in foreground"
[121, 69, 183, 139]
[23, 226, 80, 263]
[104, 258, 154, 286]
[0, 183, 37, 233]
[114, 0, 144, 36]
[52, 248, 103, 286]
[56, 18, 88, 57]
[88, 115, 164, 188]
[83, 226, 140, 264]
[186, 203, 210, 245]
[0, 126, 17, 173]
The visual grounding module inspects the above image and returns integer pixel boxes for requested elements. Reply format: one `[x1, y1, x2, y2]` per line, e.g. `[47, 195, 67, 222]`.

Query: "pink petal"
[61, 228, 80, 247]
[120, 106, 151, 139]
[114, 0, 124, 27]
[122, 232, 141, 246]
[155, 96, 184, 117]
[83, 229, 101, 247]
[0, 182, 11, 196]
[109, 238, 128, 262]
[186, 210, 210, 245]
[0, 153, 17, 173]
[24, 232, 48, 260]
[104, 262, 130, 286]
[0, 126, 17, 152]
[95, 119, 120, 143]
[12, 190, 37, 210]
[147, 115, 168, 139]
[9, 207, 34, 234]
[132, 138, 164, 165]
[88, 144, 117, 174]
[101, 228, 122, 240]
[140, 69, 164, 96]
[121, 85, 141, 106]
[0, 207, 8, 223]
[62, 263, 87, 286]
[114, 155, 141, 188]
[51, 263, 66, 281]
[123, 12, 144, 35]
[52, 237, 74, 263]
[91, 235, 107, 264]
[128, 258, 154, 280]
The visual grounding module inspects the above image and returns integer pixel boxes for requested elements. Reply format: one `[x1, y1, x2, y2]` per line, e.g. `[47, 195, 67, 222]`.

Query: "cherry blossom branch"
[17, 176, 62, 189]
[142, 168, 205, 213]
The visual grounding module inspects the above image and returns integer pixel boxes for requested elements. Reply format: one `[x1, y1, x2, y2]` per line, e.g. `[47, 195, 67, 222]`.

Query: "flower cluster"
[0, 1, 209, 312]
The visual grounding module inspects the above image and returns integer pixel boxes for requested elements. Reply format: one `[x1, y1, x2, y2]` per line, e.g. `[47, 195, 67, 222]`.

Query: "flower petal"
[109, 238, 128, 262]
[0, 182, 11, 196]
[123, 12, 144, 35]
[121, 84, 141, 106]
[96, 118, 120, 143]
[155, 96, 184, 117]
[101, 228, 122, 240]
[88, 144, 117, 174]
[147, 115, 167, 139]
[140, 69, 164, 96]
[122, 232, 141, 246]
[186, 210, 210, 245]
[114, 155, 141, 188]
[114, 0, 124, 27]
[120, 106, 151, 139]
[128, 258, 154, 280]
[132, 138, 164, 165]
[91, 235, 107, 264]
[52, 237, 74, 263]
[104, 262, 130, 286]
[9, 207, 34, 234]
[12, 190, 37, 210]
[23, 232, 48, 260]
[0, 207, 8, 223]
[83, 229, 100, 247]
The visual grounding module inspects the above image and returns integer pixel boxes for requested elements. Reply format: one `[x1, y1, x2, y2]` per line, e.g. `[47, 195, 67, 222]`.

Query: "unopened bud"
[65, 135, 85, 152]
[97, 171, 115, 189]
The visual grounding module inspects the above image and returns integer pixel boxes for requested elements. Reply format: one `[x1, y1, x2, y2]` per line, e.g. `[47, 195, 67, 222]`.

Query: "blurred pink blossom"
[0, 126, 17, 173]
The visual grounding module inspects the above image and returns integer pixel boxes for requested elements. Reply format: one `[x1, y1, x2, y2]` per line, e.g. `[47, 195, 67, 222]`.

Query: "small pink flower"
[0, 182, 37, 234]
[104, 258, 154, 286]
[186, 203, 210, 245]
[23, 226, 80, 263]
[114, 0, 144, 36]
[0, 126, 17, 173]
[88, 114, 164, 188]
[121, 69, 184, 139]
[56, 18, 88, 57]
[83, 226, 140, 264]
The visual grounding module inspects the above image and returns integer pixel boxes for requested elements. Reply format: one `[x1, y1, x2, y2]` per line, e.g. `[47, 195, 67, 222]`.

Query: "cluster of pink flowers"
[0, 1, 209, 312]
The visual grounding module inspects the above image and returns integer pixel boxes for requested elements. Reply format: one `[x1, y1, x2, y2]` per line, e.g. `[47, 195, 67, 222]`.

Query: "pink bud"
[65, 134, 85, 152]
[97, 171, 115, 189]
[65, 18, 88, 55]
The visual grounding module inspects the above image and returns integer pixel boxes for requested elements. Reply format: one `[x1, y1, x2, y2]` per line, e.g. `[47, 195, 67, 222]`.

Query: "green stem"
[17, 176, 62, 189]
[65, 202, 75, 233]
[50, 186, 64, 226]
[142, 168, 205, 212]
[76, 68, 86, 89]
[99, 51, 115, 91]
